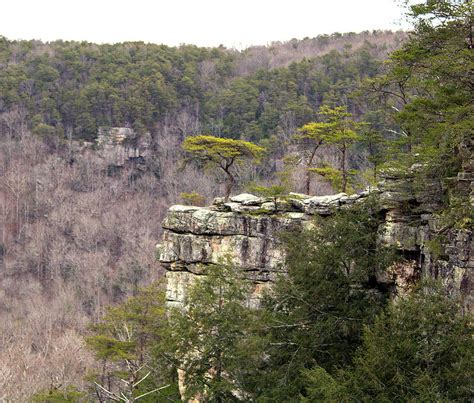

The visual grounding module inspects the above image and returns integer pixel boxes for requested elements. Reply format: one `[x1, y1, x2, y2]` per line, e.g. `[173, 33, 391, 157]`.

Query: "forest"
[0, 0, 472, 401]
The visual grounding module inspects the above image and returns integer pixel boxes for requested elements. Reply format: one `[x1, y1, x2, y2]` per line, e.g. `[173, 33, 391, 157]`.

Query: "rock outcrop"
[158, 190, 377, 307]
[96, 127, 151, 168]
[158, 170, 473, 312]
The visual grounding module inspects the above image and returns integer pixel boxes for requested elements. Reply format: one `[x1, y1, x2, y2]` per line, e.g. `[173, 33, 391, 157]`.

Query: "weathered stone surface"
[159, 182, 473, 312]
[376, 261, 420, 295]
[379, 221, 419, 251]
[159, 231, 285, 270]
[306, 192, 348, 206]
[230, 193, 262, 204]
[288, 192, 311, 199]
[163, 205, 306, 237]
[160, 191, 370, 306]
[96, 127, 150, 167]
[376, 166, 473, 312]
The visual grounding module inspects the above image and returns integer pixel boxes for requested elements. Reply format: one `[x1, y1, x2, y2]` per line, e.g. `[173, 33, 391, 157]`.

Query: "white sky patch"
[2, 0, 410, 48]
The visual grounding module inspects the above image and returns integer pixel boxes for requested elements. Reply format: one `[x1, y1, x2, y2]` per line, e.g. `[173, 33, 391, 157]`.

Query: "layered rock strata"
[375, 168, 472, 310]
[158, 173, 473, 311]
[158, 191, 370, 307]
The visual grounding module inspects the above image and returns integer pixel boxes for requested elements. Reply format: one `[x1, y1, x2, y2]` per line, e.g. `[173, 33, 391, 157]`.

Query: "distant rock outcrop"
[96, 127, 151, 168]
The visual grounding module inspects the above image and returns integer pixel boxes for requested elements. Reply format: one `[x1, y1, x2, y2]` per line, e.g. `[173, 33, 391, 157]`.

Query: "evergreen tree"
[295, 105, 363, 194]
[182, 135, 265, 200]
[293, 118, 332, 194]
[251, 200, 396, 400]
[370, 0, 473, 183]
[86, 282, 176, 402]
[167, 262, 259, 402]
[304, 282, 473, 402]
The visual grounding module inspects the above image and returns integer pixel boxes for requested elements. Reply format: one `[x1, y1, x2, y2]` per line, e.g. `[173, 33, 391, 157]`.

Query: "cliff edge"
[158, 170, 473, 312]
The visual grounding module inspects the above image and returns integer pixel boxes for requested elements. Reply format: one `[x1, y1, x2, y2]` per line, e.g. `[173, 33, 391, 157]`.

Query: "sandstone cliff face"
[377, 161, 473, 311]
[158, 169, 473, 312]
[158, 191, 367, 307]
[96, 127, 151, 167]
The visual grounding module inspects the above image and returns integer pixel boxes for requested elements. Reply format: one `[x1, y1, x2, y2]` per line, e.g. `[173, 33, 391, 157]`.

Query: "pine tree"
[86, 282, 176, 402]
[304, 282, 473, 401]
[295, 105, 363, 193]
[182, 135, 265, 200]
[251, 200, 395, 400]
[167, 262, 260, 402]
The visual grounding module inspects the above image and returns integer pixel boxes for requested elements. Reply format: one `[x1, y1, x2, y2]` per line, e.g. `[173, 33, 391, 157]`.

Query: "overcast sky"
[2, 0, 410, 48]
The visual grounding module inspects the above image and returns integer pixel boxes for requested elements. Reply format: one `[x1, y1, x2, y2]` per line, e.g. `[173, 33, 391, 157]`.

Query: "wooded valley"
[0, 0, 472, 400]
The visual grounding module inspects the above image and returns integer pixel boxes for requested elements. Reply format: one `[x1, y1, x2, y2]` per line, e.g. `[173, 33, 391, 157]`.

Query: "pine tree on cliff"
[182, 135, 265, 201]
[294, 105, 362, 194]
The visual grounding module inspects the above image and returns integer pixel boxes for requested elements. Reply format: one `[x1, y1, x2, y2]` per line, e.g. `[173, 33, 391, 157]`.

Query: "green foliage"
[3, 12, 473, 400]
[250, 184, 289, 211]
[180, 191, 206, 206]
[301, 367, 346, 402]
[0, 35, 393, 141]
[182, 135, 265, 162]
[33, 123, 57, 137]
[438, 193, 474, 230]
[293, 119, 331, 194]
[250, 184, 288, 199]
[310, 165, 359, 193]
[167, 262, 259, 402]
[182, 135, 265, 200]
[86, 282, 176, 402]
[317, 105, 363, 139]
[424, 236, 446, 259]
[328, 282, 474, 401]
[294, 105, 364, 193]
[296, 120, 334, 143]
[309, 165, 342, 191]
[358, 124, 388, 181]
[251, 200, 396, 400]
[370, 0, 473, 194]
[31, 386, 86, 402]
[86, 334, 135, 361]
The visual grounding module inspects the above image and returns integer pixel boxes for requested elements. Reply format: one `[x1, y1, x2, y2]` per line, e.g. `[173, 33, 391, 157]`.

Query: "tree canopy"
[0, 32, 403, 141]
[182, 135, 265, 200]
[295, 105, 363, 193]
[166, 262, 258, 402]
[304, 283, 474, 402]
[85, 282, 176, 402]
[248, 200, 396, 400]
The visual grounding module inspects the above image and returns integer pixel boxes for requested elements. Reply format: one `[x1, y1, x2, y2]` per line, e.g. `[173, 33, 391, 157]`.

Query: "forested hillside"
[0, 30, 409, 399]
[0, 0, 473, 399]
[0, 31, 405, 141]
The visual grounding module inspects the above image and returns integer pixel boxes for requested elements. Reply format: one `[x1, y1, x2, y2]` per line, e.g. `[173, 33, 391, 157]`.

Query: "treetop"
[182, 135, 266, 163]
[296, 105, 363, 144]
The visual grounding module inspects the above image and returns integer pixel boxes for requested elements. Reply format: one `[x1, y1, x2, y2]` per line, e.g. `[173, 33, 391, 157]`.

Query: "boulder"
[230, 193, 261, 204]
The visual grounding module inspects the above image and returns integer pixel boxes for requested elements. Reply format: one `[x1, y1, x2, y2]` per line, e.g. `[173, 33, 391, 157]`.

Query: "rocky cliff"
[158, 190, 383, 307]
[158, 167, 473, 312]
[96, 127, 151, 168]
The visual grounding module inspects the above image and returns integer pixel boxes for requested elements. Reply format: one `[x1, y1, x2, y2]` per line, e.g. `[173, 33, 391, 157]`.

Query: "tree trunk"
[341, 144, 347, 193]
[224, 170, 235, 201]
[304, 142, 322, 195]
[215, 286, 224, 403]
[304, 169, 311, 195]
